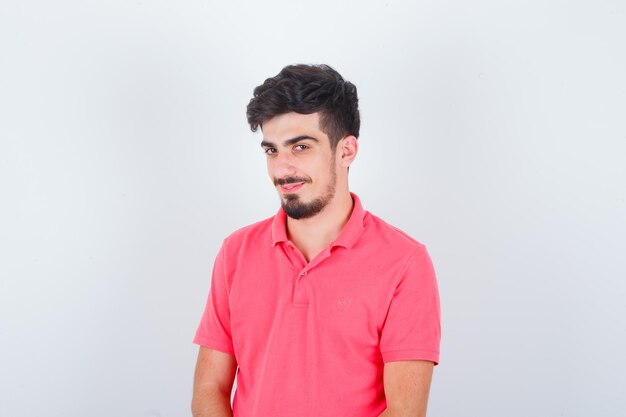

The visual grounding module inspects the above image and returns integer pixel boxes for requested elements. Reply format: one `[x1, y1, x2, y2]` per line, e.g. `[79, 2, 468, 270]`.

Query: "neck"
[286, 190, 354, 262]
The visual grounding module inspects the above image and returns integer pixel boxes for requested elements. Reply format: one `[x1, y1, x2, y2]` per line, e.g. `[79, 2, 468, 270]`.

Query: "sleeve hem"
[192, 335, 235, 355]
[381, 348, 439, 365]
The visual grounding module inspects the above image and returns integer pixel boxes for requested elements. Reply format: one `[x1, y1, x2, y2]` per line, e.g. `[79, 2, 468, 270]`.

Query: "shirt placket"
[283, 241, 334, 307]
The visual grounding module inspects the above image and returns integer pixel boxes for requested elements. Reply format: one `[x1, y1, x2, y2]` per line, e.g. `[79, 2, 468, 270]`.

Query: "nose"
[269, 151, 297, 180]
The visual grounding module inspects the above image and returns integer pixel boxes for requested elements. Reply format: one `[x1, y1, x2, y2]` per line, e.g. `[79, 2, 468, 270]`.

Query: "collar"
[271, 192, 366, 249]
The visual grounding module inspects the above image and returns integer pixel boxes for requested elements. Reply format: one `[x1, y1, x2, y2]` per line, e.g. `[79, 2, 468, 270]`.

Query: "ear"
[337, 135, 358, 168]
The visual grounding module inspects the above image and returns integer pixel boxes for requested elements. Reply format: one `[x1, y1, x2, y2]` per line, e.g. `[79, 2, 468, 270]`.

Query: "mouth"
[279, 182, 305, 193]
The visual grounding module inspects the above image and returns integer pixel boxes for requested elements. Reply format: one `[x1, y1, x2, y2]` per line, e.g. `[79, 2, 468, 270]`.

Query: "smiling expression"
[261, 112, 339, 219]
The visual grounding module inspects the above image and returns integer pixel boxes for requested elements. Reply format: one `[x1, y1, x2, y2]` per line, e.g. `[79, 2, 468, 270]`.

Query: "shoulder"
[221, 214, 274, 249]
[363, 211, 427, 255]
[363, 212, 437, 290]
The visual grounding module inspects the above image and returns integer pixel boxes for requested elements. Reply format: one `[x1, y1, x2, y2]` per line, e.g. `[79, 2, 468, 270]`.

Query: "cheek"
[266, 160, 274, 180]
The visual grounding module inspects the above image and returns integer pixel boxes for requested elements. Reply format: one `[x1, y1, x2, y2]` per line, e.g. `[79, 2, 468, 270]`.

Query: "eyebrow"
[260, 135, 319, 148]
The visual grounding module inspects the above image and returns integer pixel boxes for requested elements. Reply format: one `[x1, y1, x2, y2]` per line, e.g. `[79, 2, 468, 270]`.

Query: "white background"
[1, 1, 625, 416]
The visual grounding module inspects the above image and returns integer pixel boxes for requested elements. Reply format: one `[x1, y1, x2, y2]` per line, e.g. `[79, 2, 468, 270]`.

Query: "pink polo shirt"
[193, 193, 440, 417]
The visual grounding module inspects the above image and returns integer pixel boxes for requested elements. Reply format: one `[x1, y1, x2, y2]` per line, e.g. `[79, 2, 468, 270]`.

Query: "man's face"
[261, 112, 338, 220]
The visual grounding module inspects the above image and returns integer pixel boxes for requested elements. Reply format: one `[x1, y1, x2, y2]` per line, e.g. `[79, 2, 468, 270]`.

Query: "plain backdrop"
[1, 1, 625, 416]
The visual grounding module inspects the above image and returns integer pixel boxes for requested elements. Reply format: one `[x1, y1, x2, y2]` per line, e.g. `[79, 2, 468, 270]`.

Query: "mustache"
[274, 176, 311, 186]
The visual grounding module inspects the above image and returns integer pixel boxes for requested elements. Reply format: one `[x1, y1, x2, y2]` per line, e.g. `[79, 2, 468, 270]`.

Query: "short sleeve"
[193, 243, 235, 355]
[380, 245, 441, 365]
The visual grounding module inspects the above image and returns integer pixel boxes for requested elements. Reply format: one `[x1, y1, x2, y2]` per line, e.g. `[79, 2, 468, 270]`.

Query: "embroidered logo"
[336, 297, 352, 311]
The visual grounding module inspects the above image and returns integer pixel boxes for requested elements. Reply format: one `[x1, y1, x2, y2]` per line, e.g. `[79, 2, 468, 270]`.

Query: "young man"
[192, 64, 441, 417]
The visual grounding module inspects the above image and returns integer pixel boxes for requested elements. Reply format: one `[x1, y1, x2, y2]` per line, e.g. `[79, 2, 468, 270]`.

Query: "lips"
[279, 182, 304, 193]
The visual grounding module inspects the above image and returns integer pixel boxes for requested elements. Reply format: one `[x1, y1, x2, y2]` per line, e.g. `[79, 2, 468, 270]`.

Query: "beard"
[282, 190, 333, 219]
[277, 163, 337, 220]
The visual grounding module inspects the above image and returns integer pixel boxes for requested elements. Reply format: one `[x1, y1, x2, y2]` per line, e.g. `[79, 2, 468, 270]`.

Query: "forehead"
[261, 112, 329, 145]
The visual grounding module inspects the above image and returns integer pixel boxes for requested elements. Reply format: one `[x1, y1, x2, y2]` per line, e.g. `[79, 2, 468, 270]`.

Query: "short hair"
[246, 64, 360, 150]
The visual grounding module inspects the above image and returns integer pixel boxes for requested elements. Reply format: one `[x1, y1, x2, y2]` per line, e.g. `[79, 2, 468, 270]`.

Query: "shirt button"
[301, 271, 307, 276]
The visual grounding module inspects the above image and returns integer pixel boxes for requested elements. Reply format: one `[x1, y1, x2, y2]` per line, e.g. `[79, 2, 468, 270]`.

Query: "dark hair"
[246, 64, 360, 150]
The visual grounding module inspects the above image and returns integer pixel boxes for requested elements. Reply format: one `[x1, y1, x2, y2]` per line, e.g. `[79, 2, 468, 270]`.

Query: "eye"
[263, 147, 277, 155]
[294, 144, 309, 152]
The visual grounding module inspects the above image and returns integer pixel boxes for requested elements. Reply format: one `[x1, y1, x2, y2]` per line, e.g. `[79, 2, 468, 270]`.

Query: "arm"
[377, 360, 434, 417]
[378, 246, 440, 416]
[191, 346, 238, 417]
